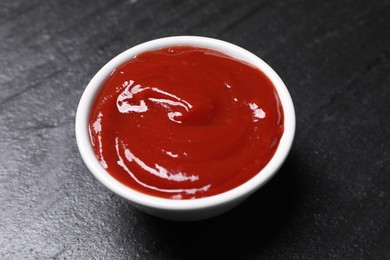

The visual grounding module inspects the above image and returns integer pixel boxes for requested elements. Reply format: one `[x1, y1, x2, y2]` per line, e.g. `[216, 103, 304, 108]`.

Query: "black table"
[1, 0, 389, 259]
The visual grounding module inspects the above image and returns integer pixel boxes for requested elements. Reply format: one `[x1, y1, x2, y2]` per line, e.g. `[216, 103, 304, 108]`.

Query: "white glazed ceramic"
[75, 36, 295, 221]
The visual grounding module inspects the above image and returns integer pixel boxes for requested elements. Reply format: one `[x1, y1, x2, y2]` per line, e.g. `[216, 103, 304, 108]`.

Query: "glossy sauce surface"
[89, 46, 284, 199]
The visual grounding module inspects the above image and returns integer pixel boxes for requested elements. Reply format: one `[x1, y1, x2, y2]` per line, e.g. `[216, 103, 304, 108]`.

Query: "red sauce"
[89, 46, 284, 199]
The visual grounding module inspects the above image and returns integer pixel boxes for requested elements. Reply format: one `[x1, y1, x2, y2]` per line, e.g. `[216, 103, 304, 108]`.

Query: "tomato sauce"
[89, 46, 284, 199]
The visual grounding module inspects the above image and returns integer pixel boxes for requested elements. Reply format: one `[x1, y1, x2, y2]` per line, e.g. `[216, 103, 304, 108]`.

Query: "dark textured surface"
[1, 0, 390, 259]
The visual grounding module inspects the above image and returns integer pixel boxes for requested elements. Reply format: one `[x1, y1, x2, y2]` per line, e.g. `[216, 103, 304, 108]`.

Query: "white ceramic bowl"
[75, 36, 295, 221]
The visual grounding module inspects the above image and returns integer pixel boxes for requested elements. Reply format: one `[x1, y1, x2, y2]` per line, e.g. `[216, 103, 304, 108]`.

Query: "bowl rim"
[75, 36, 295, 211]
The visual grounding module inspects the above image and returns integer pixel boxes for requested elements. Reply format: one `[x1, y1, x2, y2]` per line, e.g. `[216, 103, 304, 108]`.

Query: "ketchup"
[89, 46, 284, 199]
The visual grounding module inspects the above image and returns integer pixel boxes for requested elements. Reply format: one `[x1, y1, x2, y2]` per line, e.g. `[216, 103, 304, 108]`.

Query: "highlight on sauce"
[89, 46, 284, 199]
